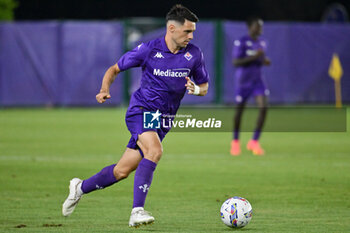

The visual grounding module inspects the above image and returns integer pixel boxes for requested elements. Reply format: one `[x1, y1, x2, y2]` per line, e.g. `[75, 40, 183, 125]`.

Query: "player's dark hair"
[166, 4, 199, 24]
[246, 16, 262, 27]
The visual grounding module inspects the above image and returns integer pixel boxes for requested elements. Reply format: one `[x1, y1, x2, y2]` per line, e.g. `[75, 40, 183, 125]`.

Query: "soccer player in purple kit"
[62, 4, 209, 227]
[230, 17, 271, 156]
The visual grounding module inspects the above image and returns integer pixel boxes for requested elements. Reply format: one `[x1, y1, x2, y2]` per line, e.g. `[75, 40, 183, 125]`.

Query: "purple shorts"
[125, 111, 169, 150]
[235, 80, 269, 104]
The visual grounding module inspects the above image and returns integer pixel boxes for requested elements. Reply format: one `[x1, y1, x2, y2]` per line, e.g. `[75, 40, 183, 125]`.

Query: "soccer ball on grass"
[220, 196, 252, 228]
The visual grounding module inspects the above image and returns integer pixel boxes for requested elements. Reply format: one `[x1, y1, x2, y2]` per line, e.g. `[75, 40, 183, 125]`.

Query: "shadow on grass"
[222, 226, 255, 231]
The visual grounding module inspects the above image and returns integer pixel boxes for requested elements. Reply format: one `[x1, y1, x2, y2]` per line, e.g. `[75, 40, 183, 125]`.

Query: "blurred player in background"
[230, 17, 271, 156]
[62, 4, 209, 227]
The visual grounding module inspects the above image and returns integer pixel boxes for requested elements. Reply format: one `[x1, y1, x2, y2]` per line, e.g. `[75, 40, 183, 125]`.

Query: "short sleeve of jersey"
[232, 39, 245, 59]
[191, 51, 209, 85]
[117, 43, 150, 71]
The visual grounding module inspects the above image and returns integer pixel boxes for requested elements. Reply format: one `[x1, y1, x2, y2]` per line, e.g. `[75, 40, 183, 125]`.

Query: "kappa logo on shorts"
[143, 110, 162, 129]
[184, 52, 193, 61]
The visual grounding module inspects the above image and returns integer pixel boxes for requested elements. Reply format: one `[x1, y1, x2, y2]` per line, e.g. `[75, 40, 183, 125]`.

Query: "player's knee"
[259, 105, 268, 111]
[143, 146, 163, 163]
[113, 167, 130, 180]
[257, 100, 268, 110]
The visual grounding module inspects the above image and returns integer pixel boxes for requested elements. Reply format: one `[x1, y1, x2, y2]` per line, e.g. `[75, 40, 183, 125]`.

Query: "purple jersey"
[118, 37, 209, 116]
[232, 35, 267, 87]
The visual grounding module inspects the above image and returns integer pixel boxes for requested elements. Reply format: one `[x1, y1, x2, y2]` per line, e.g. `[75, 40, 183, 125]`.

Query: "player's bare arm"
[233, 49, 265, 67]
[185, 77, 208, 96]
[96, 63, 121, 103]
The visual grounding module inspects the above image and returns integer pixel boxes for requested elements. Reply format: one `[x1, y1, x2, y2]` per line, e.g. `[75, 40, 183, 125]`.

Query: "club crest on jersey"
[184, 52, 193, 61]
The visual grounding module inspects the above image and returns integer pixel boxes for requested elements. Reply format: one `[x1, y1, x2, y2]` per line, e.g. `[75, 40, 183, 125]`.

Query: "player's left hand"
[185, 77, 196, 95]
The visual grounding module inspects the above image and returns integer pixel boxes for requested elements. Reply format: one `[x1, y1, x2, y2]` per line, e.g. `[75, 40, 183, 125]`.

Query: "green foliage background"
[0, 0, 18, 20]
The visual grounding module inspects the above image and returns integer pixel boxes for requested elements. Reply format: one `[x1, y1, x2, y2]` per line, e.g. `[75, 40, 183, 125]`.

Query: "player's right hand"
[263, 57, 271, 66]
[96, 92, 111, 103]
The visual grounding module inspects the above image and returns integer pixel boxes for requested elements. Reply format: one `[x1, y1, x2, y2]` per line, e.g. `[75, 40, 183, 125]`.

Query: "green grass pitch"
[0, 108, 349, 232]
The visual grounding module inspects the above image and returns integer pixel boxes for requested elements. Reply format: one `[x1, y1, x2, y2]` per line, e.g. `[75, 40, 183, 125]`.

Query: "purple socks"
[233, 130, 239, 140]
[80, 158, 157, 209]
[253, 129, 261, 141]
[133, 158, 157, 208]
[81, 164, 118, 194]
[234, 130, 261, 140]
